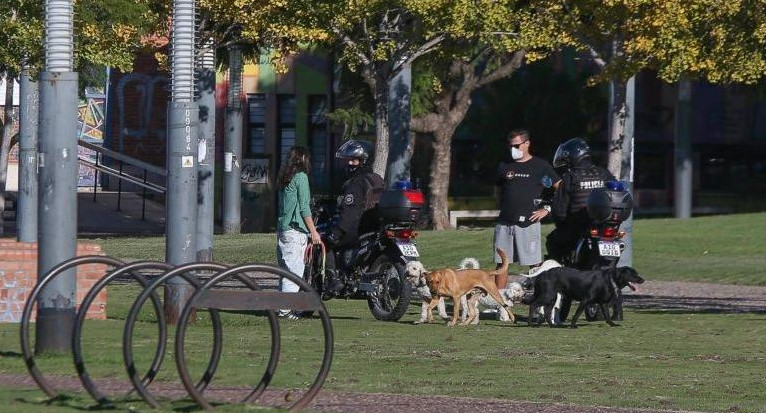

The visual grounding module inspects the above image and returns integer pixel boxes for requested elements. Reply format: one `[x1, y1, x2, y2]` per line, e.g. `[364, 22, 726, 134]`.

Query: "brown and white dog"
[406, 257, 480, 324]
[406, 249, 514, 326]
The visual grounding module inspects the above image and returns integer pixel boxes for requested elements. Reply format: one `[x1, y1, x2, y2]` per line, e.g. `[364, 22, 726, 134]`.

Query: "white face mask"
[511, 147, 524, 160]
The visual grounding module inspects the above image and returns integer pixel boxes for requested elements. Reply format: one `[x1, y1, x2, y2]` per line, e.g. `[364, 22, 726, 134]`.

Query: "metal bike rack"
[73, 261, 173, 406]
[21, 255, 334, 411]
[175, 264, 334, 411]
[20, 255, 125, 398]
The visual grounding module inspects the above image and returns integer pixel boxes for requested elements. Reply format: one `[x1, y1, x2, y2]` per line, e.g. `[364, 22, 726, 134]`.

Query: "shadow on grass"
[0, 351, 22, 358]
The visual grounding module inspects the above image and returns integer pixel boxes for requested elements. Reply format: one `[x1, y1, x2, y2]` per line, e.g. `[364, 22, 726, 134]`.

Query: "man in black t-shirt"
[493, 129, 560, 289]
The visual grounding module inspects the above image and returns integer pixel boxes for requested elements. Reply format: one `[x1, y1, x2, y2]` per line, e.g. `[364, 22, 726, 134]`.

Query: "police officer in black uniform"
[545, 137, 616, 264]
[323, 139, 384, 295]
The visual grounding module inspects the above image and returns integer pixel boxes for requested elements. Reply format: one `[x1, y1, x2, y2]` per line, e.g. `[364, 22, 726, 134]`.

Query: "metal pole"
[222, 46, 242, 234]
[36, 0, 79, 354]
[196, 39, 215, 260]
[117, 161, 123, 211]
[674, 80, 693, 219]
[618, 76, 635, 267]
[165, 0, 198, 324]
[142, 170, 147, 220]
[18, 65, 39, 242]
[384, 64, 412, 187]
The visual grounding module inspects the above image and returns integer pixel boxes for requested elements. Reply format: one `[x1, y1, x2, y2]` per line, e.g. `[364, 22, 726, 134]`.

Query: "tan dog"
[424, 249, 513, 326]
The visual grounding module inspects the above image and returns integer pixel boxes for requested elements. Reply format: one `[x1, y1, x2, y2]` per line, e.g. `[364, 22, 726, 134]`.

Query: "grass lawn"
[93, 212, 766, 285]
[1, 213, 765, 412]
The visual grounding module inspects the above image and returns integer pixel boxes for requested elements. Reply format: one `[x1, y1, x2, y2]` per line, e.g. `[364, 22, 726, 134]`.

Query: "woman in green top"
[276, 146, 321, 319]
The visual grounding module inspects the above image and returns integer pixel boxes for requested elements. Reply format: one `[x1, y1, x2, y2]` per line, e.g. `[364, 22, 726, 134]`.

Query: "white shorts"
[493, 222, 541, 266]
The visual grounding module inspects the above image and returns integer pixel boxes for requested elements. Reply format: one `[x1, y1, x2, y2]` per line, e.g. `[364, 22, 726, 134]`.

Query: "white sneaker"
[277, 310, 300, 320]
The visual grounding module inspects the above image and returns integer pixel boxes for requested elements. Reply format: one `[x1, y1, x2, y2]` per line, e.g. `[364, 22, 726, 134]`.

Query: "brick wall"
[0, 241, 108, 323]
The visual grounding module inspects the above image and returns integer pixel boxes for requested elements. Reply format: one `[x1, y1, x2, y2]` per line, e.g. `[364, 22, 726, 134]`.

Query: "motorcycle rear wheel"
[366, 256, 411, 322]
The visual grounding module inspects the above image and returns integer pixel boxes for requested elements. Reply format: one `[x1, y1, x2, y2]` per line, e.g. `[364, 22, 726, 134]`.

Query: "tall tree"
[410, 4, 571, 229]
[288, 0, 522, 178]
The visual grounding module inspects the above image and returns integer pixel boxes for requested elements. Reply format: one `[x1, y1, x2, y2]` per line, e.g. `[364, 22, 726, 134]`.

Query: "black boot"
[322, 270, 344, 300]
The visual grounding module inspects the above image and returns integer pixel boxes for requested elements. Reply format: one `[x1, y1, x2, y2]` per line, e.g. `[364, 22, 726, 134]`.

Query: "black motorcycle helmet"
[335, 139, 373, 175]
[553, 137, 591, 170]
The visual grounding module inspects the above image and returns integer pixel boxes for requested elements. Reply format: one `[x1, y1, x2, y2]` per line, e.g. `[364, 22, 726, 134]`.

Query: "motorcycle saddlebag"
[378, 188, 425, 224]
[587, 187, 633, 224]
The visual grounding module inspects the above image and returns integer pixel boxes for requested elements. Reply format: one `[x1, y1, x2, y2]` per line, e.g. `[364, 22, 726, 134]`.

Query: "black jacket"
[330, 169, 384, 246]
[553, 160, 615, 228]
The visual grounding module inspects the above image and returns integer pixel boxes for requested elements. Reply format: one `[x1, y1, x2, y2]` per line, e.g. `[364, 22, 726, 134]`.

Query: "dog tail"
[458, 257, 480, 270]
[492, 248, 509, 276]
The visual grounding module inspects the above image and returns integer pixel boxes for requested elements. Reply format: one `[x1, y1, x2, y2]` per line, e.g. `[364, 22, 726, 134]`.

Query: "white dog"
[406, 257, 480, 324]
[460, 281, 525, 324]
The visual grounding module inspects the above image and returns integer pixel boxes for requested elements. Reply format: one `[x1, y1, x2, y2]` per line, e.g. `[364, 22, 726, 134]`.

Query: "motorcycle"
[304, 185, 425, 322]
[561, 180, 633, 321]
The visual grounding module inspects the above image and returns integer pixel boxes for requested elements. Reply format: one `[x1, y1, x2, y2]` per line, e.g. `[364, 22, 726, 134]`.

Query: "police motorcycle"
[304, 181, 424, 321]
[563, 180, 633, 321]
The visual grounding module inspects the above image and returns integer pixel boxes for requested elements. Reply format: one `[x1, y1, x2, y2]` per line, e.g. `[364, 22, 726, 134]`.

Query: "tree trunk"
[0, 74, 16, 235]
[371, 81, 390, 178]
[429, 129, 454, 229]
[607, 79, 627, 178]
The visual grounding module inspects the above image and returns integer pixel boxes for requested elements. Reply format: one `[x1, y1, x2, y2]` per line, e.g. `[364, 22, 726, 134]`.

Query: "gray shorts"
[493, 222, 542, 266]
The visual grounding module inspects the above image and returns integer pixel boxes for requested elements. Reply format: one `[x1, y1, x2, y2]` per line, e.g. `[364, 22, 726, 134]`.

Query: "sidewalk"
[2, 191, 166, 236]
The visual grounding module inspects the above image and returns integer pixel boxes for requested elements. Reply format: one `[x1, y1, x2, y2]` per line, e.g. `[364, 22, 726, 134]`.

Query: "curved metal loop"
[175, 263, 333, 412]
[73, 261, 172, 405]
[122, 262, 228, 408]
[20, 255, 125, 399]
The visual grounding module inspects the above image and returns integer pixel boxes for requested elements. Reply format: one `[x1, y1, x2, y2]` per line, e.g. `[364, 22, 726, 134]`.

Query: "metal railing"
[77, 140, 166, 220]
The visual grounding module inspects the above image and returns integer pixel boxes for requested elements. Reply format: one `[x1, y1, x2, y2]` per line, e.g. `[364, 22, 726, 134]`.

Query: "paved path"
[0, 373, 702, 413]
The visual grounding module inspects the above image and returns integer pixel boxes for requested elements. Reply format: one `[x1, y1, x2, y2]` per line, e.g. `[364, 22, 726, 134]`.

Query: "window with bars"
[278, 95, 297, 164]
[308, 95, 329, 192]
[246, 94, 266, 155]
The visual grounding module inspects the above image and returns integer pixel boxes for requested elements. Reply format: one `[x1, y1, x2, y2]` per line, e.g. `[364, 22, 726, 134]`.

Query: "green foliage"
[326, 106, 375, 140]
[549, 0, 766, 84]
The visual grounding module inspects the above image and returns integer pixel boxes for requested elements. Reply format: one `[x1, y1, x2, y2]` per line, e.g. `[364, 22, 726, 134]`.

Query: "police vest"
[568, 166, 611, 215]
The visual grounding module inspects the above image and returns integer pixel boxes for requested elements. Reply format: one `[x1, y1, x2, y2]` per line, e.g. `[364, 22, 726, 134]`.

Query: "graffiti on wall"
[77, 91, 106, 187]
[0, 270, 29, 323]
[115, 73, 170, 154]
[241, 157, 269, 184]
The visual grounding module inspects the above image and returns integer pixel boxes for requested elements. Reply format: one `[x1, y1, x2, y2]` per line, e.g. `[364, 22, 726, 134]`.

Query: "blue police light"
[606, 181, 622, 191]
[396, 180, 412, 190]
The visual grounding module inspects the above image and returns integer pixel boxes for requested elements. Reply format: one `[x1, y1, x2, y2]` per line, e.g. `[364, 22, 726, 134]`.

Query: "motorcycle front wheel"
[366, 256, 411, 321]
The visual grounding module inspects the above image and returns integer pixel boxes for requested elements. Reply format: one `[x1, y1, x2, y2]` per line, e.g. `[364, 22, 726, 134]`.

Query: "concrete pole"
[164, 0, 198, 324]
[222, 46, 242, 234]
[674, 80, 693, 219]
[618, 76, 635, 267]
[17, 66, 39, 242]
[35, 0, 79, 354]
[384, 65, 412, 187]
[196, 40, 215, 261]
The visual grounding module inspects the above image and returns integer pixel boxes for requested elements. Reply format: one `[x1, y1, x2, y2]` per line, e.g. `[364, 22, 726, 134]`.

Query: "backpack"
[362, 172, 385, 210]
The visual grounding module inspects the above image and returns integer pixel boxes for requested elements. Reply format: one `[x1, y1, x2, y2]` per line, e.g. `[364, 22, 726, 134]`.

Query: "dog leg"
[601, 303, 619, 326]
[449, 295, 462, 326]
[460, 295, 469, 323]
[425, 298, 441, 323]
[570, 302, 587, 328]
[498, 307, 510, 322]
[414, 302, 428, 324]
[437, 297, 449, 320]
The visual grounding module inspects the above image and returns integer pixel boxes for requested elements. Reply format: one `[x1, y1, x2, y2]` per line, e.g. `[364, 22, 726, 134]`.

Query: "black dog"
[523, 266, 644, 328]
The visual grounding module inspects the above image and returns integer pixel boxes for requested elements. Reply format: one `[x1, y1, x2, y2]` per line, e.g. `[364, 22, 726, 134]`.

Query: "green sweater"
[277, 172, 312, 233]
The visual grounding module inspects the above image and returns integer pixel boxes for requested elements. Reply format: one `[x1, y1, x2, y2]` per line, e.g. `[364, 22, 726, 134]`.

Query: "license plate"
[598, 241, 621, 257]
[396, 241, 420, 257]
